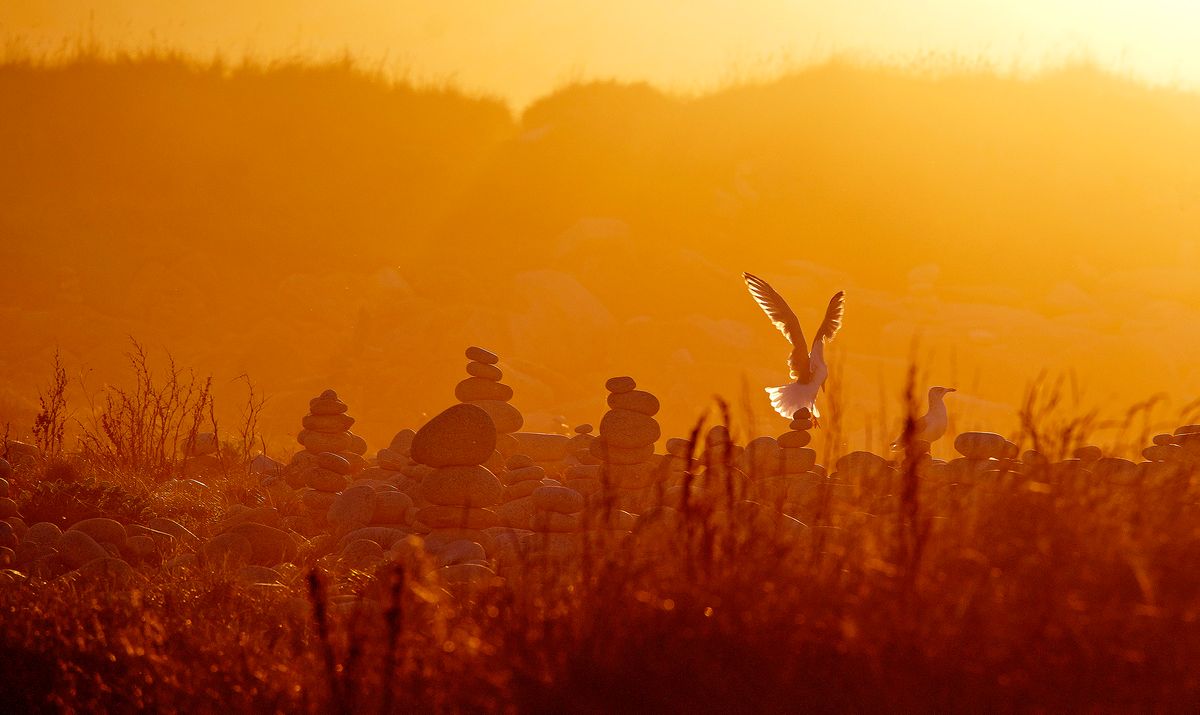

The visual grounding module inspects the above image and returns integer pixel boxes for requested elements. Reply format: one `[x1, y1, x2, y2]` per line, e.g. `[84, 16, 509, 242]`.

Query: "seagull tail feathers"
[765, 383, 820, 422]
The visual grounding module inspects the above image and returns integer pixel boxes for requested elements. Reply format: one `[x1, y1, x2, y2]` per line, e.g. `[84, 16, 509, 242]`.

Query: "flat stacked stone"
[522, 485, 586, 561]
[510, 431, 571, 477]
[561, 423, 605, 496]
[947, 431, 1019, 482]
[594, 376, 663, 511]
[493, 454, 548, 529]
[456, 346, 524, 446]
[413, 403, 503, 555]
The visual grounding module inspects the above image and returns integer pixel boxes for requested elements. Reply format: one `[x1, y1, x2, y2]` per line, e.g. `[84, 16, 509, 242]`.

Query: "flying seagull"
[743, 272, 845, 421]
[889, 386, 956, 449]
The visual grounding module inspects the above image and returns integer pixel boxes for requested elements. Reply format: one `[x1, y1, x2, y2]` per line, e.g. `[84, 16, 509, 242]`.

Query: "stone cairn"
[524, 483, 587, 562]
[412, 403, 504, 556]
[285, 390, 368, 530]
[494, 454, 546, 530]
[734, 407, 811, 508]
[592, 376, 663, 512]
[1136, 424, 1200, 487]
[456, 346, 524, 455]
[567, 424, 599, 465]
[744, 410, 819, 515]
[560, 424, 603, 497]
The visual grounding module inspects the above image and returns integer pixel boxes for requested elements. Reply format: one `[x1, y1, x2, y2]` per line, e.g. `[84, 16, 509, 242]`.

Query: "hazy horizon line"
[3, 29, 1194, 112]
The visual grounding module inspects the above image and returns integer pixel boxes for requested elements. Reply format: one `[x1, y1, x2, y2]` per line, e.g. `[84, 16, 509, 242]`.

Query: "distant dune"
[4, 54, 1200, 452]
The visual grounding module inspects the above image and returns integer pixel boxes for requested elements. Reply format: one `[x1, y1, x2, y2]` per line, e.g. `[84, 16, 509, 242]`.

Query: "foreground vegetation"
[2, 351, 1198, 713]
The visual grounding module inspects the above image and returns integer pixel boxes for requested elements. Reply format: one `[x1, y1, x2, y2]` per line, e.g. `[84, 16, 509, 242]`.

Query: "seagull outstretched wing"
[743, 272, 812, 382]
[814, 291, 846, 343]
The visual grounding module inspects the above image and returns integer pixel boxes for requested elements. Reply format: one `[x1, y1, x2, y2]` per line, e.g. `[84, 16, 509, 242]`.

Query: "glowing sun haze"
[4, 0, 1199, 107]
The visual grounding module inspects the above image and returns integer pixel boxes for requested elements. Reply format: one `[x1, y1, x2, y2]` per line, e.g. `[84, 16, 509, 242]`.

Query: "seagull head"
[929, 386, 957, 398]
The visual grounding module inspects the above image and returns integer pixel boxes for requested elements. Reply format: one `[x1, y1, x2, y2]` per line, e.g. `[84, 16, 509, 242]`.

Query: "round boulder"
[59, 530, 110, 569]
[607, 390, 660, 416]
[599, 409, 661, 449]
[68, 518, 127, 549]
[436, 540, 487, 567]
[416, 506, 500, 530]
[421, 465, 503, 507]
[411, 404, 497, 468]
[954, 432, 1009, 460]
[533, 486, 585, 515]
[0, 498, 19, 519]
[328, 485, 377, 528]
[371, 491, 414, 524]
[201, 532, 254, 569]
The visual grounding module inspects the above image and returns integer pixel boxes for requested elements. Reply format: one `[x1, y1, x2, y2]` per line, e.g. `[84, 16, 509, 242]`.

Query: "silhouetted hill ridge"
[4, 54, 1200, 447]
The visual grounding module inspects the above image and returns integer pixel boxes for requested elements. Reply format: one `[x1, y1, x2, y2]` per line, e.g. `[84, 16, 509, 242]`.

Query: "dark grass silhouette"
[2, 351, 1200, 712]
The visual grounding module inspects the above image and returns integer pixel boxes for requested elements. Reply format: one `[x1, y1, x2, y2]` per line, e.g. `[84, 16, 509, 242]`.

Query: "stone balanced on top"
[456, 347, 523, 450]
[593, 376, 663, 510]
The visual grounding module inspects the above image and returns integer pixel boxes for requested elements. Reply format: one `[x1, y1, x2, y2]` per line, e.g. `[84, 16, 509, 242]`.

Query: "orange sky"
[4, 1, 1200, 107]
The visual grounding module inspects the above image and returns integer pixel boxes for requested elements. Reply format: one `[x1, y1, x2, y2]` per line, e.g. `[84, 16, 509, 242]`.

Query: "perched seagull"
[890, 386, 957, 449]
[743, 272, 845, 421]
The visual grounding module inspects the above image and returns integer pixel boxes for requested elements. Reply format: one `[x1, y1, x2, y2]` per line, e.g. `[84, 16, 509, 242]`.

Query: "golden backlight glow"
[3, 5, 1200, 711]
[3, 21, 1200, 451]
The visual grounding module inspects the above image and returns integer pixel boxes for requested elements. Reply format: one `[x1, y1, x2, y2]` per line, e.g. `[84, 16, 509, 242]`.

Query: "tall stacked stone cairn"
[523, 483, 587, 562]
[412, 403, 504, 560]
[590, 376, 664, 513]
[493, 454, 547, 531]
[285, 390, 369, 532]
[561, 424, 603, 496]
[745, 409, 823, 517]
[567, 424, 600, 465]
[456, 346, 524, 456]
[1136, 424, 1200, 488]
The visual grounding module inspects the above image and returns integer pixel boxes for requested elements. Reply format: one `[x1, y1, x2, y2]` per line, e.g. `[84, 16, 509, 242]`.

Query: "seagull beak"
[946, 388, 957, 393]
